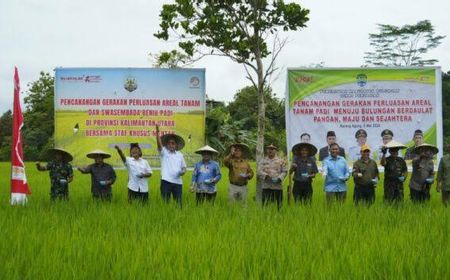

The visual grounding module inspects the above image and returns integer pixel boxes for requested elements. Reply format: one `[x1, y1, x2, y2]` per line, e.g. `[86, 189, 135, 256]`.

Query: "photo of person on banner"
[319, 131, 345, 161]
[348, 129, 373, 162]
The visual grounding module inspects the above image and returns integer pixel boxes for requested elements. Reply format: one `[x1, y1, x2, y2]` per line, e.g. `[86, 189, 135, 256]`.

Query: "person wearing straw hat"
[352, 144, 379, 205]
[224, 143, 254, 202]
[290, 142, 318, 204]
[258, 144, 287, 208]
[404, 130, 425, 160]
[322, 143, 350, 203]
[437, 143, 450, 205]
[78, 149, 116, 201]
[409, 143, 437, 203]
[381, 140, 408, 203]
[191, 145, 222, 205]
[155, 124, 186, 207]
[36, 148, 74, 201]
[115, 143, 152, 204]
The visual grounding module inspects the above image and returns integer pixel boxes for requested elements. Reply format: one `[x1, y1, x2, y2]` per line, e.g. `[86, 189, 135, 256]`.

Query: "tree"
[0, 110, 12, 160]
[206, 103, 256, 158]
[22, 72, 55, 160]
[364, 20, 445, 66]
[227, 86, 285, 152]
[150, 49, 194, 68]
[155, 0, 309, 200]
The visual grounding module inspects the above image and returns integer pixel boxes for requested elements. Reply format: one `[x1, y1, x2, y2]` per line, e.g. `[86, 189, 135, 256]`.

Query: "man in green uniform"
[36, 148, 74, 201]
[381, 140, 408, 203]
[437, 143, 450, 205]
[352, 144, 379, 205]
[409, 144, 437, 203]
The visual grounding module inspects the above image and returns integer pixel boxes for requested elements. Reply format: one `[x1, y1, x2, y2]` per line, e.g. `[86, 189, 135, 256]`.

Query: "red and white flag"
[11, 67, 31, 205]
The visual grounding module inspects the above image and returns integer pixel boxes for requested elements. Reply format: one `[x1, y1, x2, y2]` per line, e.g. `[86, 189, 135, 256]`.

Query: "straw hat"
[161, 134, 185, 150]
[229, 143, 250, 157]
[195, 145, 219, 155]
[47, 148, 73, 162]
[384, 140, 407, 150]
[292, 142, 318, 157]
[86, 149, 111, 159]
[413, 143, 439, 155]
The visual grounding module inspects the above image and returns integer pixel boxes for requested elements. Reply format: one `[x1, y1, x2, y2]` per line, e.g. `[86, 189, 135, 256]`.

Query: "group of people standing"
[35, 126, 450, 207]
[286, 128, 450, 206]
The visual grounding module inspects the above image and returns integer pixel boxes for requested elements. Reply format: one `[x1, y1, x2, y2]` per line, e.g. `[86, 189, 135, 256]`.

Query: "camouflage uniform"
[258, 156, 287, 208]
[46, 161, 74, 200]
[383, 156, 407, 203]
[409, 157, 434, 203]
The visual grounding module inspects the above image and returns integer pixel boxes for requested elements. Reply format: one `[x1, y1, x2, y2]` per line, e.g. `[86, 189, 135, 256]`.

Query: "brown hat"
[86, 149, 111, 159]
[292, 142, 318, 157]
[266, 144, 278, 150]
[229, 143, 250, 157]
[413, 143, 439, 155]
[161, 134, 185, 151]
[47, 148, 73, 162]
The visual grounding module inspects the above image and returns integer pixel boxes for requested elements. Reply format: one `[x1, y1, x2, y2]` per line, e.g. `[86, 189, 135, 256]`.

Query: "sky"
[1, 0, 449, 115]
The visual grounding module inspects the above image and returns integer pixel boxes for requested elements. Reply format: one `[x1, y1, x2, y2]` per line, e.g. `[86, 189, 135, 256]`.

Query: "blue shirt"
[192, 160, 222, 193]
[323, 155, 350, 192]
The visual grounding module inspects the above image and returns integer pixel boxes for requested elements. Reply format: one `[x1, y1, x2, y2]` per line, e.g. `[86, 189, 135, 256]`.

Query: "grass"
[1, 162, 449, 279]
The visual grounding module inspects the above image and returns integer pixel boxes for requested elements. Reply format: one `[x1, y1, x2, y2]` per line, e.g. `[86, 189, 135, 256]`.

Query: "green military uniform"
[437, 154, 450, 203]
[352, 159, 379, 204]
[409, 157, 434, 203]
[383, 156, 407, 203]
[46, 161, 73, 200]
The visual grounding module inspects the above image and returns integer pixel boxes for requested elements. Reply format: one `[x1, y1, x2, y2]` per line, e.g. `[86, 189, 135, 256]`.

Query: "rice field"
[1, 162, 449, 279]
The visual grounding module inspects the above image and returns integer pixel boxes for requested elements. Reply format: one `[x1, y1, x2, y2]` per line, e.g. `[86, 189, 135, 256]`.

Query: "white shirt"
[125, 157, 152, 192]
[160, 147, 186, 185]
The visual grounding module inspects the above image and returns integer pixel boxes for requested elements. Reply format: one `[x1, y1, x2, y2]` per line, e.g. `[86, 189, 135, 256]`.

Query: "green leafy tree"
[364, 20, 445, 66]
[206, 103, 256, 159]
[155, 0, 309, 200]
[227, 86, 285, 152]
[22, 72, 55, 160]
[150, 49, 195, 68]
[0, 110, 12, 160]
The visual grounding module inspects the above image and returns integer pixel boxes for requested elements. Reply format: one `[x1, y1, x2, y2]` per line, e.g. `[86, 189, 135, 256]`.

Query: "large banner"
[55, 68, 205, 167]
[286, 67, 443, 164]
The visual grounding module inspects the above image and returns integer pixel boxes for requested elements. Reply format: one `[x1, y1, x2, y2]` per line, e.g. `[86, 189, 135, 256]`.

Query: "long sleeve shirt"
[322, 155, 349, 192]
[257, 156, 287, 190]
[224, 155, 254, 186]
[192, 160, 222, 193]
[438, 155, 450, 191]
[409, 157, 434, 191]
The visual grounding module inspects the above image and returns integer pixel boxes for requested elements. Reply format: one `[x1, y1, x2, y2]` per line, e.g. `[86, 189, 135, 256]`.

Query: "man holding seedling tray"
[224, 143, 254, 202]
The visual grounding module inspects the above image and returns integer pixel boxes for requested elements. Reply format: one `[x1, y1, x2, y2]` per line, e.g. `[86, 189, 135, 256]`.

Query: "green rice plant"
[0, 162, 449, 279]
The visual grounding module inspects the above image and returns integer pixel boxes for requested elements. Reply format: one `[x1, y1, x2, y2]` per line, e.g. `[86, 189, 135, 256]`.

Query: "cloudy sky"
[1, 0, 449, 114]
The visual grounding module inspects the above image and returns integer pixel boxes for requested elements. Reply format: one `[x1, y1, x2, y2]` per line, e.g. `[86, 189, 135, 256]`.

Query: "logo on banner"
[190, 76, 200, 88]
[295, 75, 314, 84]
[356, 74, 367, 87]
[124, 77, 138, 92]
